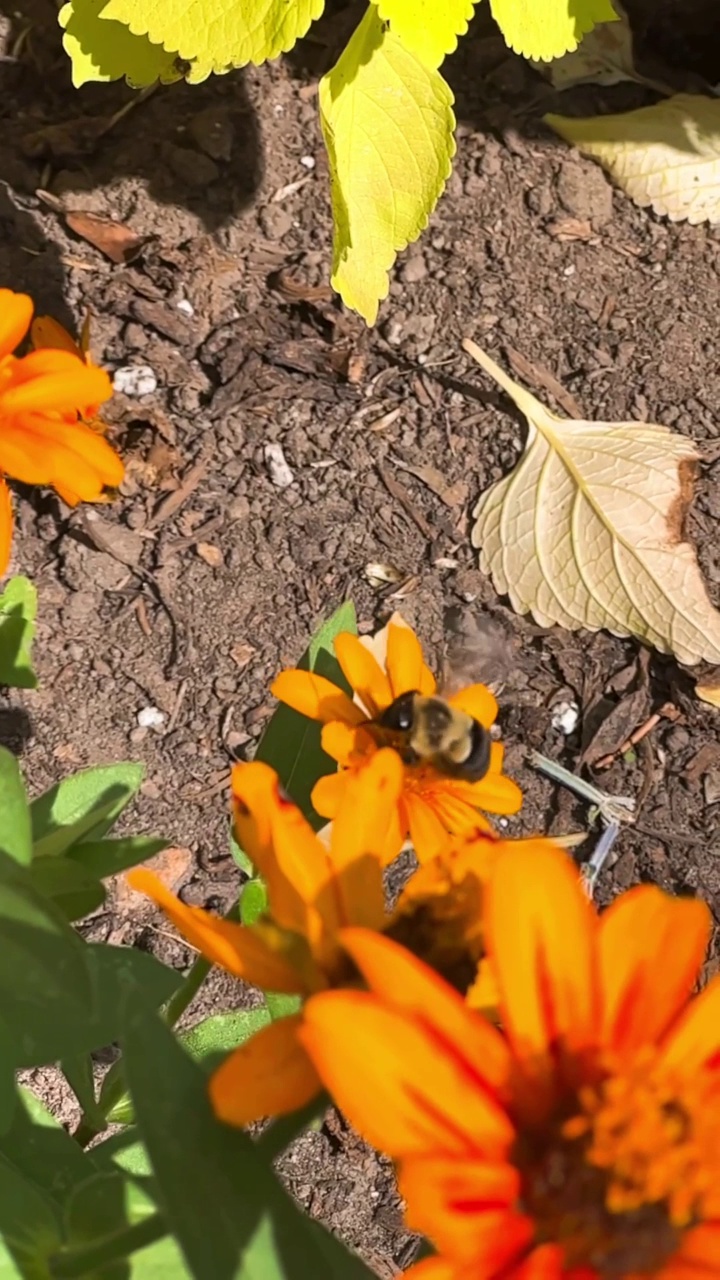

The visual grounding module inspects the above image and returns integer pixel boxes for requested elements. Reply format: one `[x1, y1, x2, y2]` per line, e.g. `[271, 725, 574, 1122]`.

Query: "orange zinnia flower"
[271, 620, 521, 861]
[129, 755, 523, 1128]
[301, 843, 720, 1280]
[0, 289, 122, 574]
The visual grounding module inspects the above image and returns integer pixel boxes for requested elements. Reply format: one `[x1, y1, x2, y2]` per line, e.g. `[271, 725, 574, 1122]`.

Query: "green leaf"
[59, 0, 182, 88]
[122, 999, 377, 1280]
[66, 836, 167, 880]
[0, 1087, 92, 1211]
[61, 1056, 106, 1133]
[319, 9, 455, 323]
[28, 858, 105, 922]
[0, 1155, 61, 1278]
[239, 878, 267, 927]
[376, 0, 477, 67]
[255, 601, 356, 827]
[99, 0, 324, 80]
[0, 577, 37, 690]
[57, 1172, 180, 1279]
[229, 825, 253, 876]
[489, 0, 617, 60]
[181, 1009, 271, 1072]
[31, 764, 145, 859]
[0, 748, 31, 866]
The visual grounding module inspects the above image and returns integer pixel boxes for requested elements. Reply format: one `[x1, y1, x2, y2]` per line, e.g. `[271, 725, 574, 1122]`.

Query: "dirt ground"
[4, 0, 720, 1271]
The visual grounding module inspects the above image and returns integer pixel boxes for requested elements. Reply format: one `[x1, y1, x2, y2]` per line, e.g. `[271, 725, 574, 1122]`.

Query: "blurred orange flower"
[129, 757, 532, 1128]
[0, 289, 122, 574]
[301, 843, 720, 1280]
[271, 620, 521, 862]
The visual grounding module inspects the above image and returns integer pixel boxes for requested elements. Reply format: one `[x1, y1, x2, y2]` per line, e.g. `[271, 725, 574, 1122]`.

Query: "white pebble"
[137, 706, 165, 730]
[551, 700, 580, 736]
[300, 155, 315, 170]
[176, 298, 194, 317]
[264, 443, 294, 489]
[113, 365, 157, 397]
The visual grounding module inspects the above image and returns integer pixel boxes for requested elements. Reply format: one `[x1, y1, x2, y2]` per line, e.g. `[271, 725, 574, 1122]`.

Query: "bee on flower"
[271, 618, 522, 862]
[0, 289, 122, 575]
[301, 842, 720, 1280]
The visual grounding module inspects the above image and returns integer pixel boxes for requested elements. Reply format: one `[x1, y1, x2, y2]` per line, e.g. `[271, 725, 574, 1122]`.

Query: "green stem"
[48, 1212, 167, 1277]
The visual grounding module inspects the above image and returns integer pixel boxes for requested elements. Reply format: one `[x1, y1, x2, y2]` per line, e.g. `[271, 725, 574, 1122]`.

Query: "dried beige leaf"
[695, 683, 720, 709]
[545, 96, 720, 226]
[531, 14, 635, 89]
[464, 338, 720, 667]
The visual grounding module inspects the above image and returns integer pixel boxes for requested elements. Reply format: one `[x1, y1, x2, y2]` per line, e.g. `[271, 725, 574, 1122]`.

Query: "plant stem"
[48, 1213, 166, 1276]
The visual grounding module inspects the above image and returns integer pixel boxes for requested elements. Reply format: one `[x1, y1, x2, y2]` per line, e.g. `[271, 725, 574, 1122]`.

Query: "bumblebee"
[373, 691, 491, 782]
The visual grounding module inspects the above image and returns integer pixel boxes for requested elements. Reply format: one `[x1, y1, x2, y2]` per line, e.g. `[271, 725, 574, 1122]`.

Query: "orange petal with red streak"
[484, 842, 599, 1120]
[0, 480, 12, 578]
[339, 929, 510, 1090]
[400, 1158, 530, 1268]
[660, 973, 720, 1074]
[448, 684, 498, 728]
[210, 1014, 320, 1126]
[271, 669, 364, 725]
[386, 622, 436, 698]
[406, 793, 454, 861]
[334, 632, 392, 717]
[127, 869, 303, 994]
[660, 1223, 720, 1280]
[300, 988, 513, 1158]
[0, 290, 33, 356]
[599, 885, 710, 1057]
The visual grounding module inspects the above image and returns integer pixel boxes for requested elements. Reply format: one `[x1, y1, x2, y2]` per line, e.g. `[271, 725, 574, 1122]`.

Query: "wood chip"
[504, 345, 584, 419]
[64, 210, 147, 264]
[392, 457, 468, 509]
[377, 464, 438, 541]
[148, 461, 207, 529]
[196, 541, 223, 567]
[545, 216, 594, 242]
[230, 643, 256, 670]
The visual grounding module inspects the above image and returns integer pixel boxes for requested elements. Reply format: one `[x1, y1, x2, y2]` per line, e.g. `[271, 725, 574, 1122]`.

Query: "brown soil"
[4, 1, 720, 1271]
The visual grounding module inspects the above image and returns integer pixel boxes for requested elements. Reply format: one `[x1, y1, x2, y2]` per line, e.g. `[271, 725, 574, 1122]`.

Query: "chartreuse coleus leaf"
[547, 96, 720, 226]
[465, 339, 720, 667]
[490, 0, 618, 62]
[99, 0, 324, 81]
[320, 6, 455, 324]
[59, 0, 181, 87]
[376, 0, 478, 67]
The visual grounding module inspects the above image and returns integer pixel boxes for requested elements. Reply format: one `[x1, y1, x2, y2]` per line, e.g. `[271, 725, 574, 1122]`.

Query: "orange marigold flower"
[128, 757, 525, 1128]
[0, 289, 122, 574]
[301, 843, 720, 1280]
[271, 619, 521, 862]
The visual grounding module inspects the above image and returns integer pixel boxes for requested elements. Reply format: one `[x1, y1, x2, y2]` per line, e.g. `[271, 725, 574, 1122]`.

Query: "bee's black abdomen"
[378, 691, 418, 732]
[462, 721, 491, 781]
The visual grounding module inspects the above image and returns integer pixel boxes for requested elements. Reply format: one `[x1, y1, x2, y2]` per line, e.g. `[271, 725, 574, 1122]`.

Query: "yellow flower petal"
[386, 622, 436, 698]
[0, 290, 33, 357]
[405, 793, 454, 861]
[127, 869, 304, 994]
[271, 669, 364, 725]
[330, 748, 405, 874]
[311, 769, 349, 819]
[334, 632, 392, 717]
[320, 720, 375, 766]
[448, 683, 498, 729]
[210, 1014, 320, 1126]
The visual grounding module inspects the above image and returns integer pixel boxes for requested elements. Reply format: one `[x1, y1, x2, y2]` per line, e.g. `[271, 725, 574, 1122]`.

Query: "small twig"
[594, 702, 678, 770]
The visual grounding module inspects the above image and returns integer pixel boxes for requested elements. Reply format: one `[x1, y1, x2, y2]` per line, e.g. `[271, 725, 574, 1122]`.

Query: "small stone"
[556, 159, 613, 228]
[188, 106, 234, 161]
[164, 143, 220, 188]
[400, 254, 428, 284]
[137, 706, 165, 730]
[704, 770, 720, 805]
[113, 365, 157, 397]
[551, 700, 580, 736]
[258, 205, 293, 239]
[264, 442, 294, 489]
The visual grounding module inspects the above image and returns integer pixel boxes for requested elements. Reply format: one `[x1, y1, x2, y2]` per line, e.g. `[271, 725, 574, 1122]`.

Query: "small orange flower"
[129, 756, 524, 1128]
[301, 844, 720, 1280]
[271, 620, 521, 861]
[0, 289, 122, 574]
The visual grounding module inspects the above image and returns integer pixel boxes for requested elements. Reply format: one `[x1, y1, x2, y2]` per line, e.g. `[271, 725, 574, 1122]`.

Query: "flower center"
[516, 1050, 719, 1278]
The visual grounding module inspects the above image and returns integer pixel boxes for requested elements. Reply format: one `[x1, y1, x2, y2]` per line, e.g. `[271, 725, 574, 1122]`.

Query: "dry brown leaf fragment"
[64, 210, 147, 264]
[465, 338, 720, 666]
[196, 542, 224, 568]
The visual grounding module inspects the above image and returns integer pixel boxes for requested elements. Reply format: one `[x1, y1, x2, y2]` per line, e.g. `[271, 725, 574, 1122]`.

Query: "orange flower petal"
[1, 360, 111, 416]
[404, 1259, 462, 1280]
[400, 1159, 529, 1268]
[386, 622, 436, 698]
[334, 632, 392, 717]
[338, 929, 510, 1093]
[406, 793, 455, 862]
[231, 761, 277, 872]
[484, 842, 599, 1121]
[320, 720, 375, 766]
[507, 1244, 565, 1280]
[232, 762, 313, 937]
[599, 885, 710, 1057]
[271, 669, 364, 725]
[448, 684, 498, 729]
[311, 770, 349, 819]
[330, 748, 404, 881]
[0, 429, 55, 485]
[209, 1014, 320, 1126]
[20, 418, 123, 498]
[0, 479, 12, 578]
[127, 869, 304, 994]
[300, 989, 513, 1158]
[264, 791, 334, 941]
[661, 1223, 720, 1280]
[0, 290, 33, 357]
[660, 973, 720, 1075]
[425, 788, 495, 836]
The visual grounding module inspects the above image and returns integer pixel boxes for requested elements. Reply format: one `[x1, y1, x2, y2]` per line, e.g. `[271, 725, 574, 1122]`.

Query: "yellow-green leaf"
[59, 0, 180, 87]
[320, 6, 455, 324]
[546, 95, 720, 225]
[464, 338, 720, 667]
[375, 0, 478, 68]
[491, 0, 617, 61]
[101, 0, 324, 77]
[531, 10, 636, 88]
